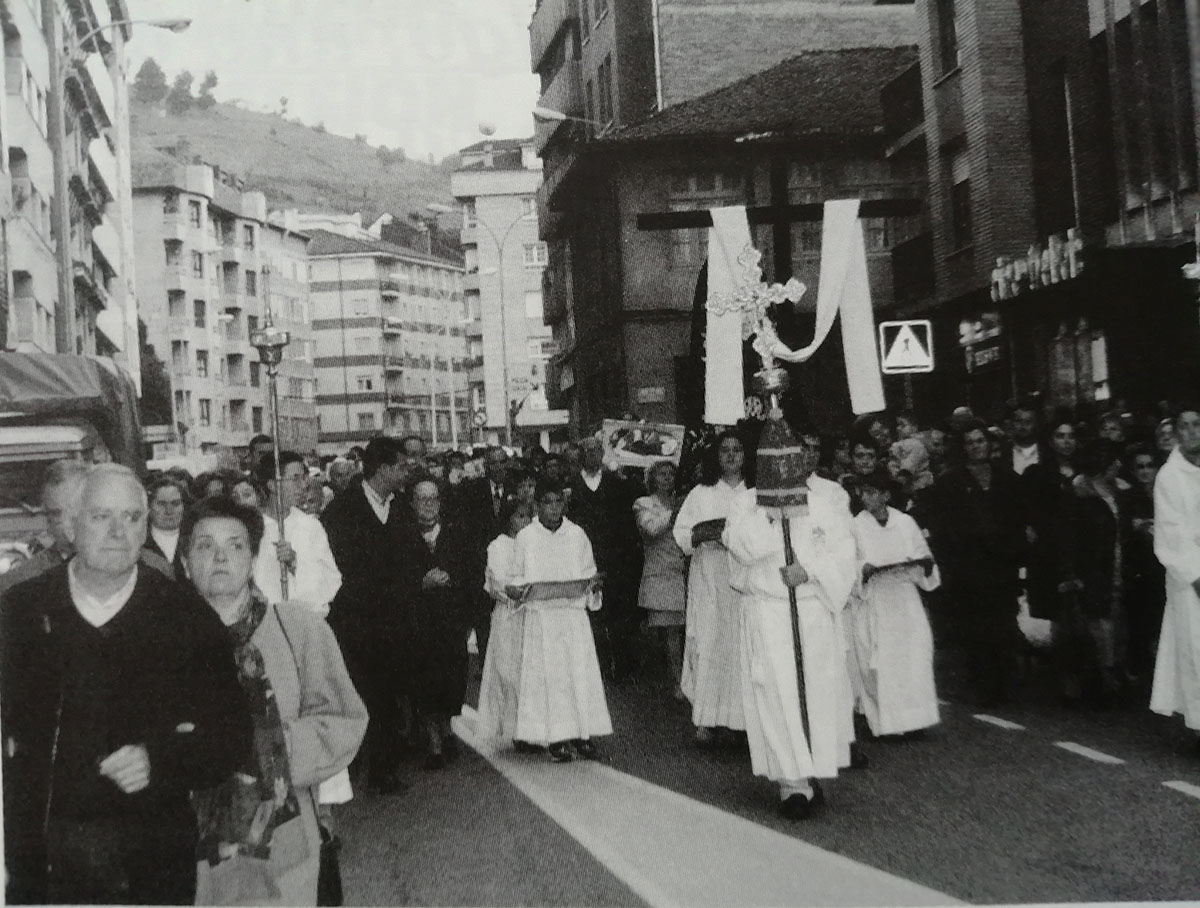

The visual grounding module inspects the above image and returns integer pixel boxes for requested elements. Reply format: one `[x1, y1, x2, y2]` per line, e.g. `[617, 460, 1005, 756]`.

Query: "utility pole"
[45, 0, 75, 353]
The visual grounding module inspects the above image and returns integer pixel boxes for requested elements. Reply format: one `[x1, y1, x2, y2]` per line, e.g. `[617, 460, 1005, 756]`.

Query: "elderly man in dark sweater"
[1, 464, 251, 905]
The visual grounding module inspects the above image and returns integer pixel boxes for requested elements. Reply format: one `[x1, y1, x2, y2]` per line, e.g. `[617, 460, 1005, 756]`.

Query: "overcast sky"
[125, 0, 541, 159]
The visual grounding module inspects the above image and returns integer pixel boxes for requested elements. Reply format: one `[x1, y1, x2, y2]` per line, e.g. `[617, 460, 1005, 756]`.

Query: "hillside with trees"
[130, 59, 461, 227]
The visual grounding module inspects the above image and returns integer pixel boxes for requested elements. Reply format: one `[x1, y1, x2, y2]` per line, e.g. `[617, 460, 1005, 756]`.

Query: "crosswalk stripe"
[1162, 780, 1200, 800]
[972, 714, 1026, 730]
[1053, 741, 1126, 764]
[453, 706, 962, 908]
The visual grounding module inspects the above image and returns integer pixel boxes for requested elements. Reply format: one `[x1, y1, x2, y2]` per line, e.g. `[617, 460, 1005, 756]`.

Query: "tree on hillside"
[165, 71, 194, 116]
[132, 57, 168, 105]
[375, 145, 407, 168]
[279, 96, 289, 116]
[196, 70, 218, 110]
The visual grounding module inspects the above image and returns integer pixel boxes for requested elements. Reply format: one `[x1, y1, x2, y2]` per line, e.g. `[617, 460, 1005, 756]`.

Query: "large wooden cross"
[635, 162, 922, 428]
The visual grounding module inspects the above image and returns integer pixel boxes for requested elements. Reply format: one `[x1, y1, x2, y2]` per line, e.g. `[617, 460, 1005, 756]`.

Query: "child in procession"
[506, 480, 612, 762]
[848, 470, 941, 738]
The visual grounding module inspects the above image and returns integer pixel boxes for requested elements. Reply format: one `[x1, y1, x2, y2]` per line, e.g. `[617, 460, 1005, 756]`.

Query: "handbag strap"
[271, 604, 323, 820]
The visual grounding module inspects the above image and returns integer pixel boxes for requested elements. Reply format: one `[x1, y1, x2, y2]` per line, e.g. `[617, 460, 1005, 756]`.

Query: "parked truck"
[0, 353, 143, 574]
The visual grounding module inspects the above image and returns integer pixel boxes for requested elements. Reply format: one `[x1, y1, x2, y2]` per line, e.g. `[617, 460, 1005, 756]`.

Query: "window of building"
[191, 251, 204, 278]
[252, 406, 263, 433]
[948, 149, 972, 250]
[462, 200, 477, 228]
[357, 412, 377, 431]
[936, 0, 959, 75]
[356, 375, 374, 391]
[354, 336, 372, 353]
[597, 55, 614, 126]
[523, 242, 548, 267]
[667, 171, 744, 268]
[245, 270, 257, 296]
[199, 399, 211, 426]
[193, 299, 206, 327]
[188, 199, 202, 227]
[196, 350, 208, 377]
[163, 191, 178, 214]
[521, 196, 536, 218]
[352, 297, 369, 316]
[243, 225, 255, 250]
[250, 361, 261, 387]
[524, 290, 544, 319]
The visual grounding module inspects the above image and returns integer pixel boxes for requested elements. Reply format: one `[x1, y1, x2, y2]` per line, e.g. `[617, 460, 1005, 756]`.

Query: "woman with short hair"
[183, 498, 366, 906]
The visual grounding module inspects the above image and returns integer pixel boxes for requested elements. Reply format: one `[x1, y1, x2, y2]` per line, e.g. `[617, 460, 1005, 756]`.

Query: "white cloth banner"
[704, 206, 755, 425]
[703, 200, 885, 421]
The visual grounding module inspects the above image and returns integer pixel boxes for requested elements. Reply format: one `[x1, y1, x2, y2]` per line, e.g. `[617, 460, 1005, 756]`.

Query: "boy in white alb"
[848, 470, 941, 738]
[508, 480, 612, 762]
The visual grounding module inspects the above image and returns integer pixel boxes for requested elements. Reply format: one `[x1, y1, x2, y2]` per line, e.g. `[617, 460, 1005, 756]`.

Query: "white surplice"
[673, 480, 753, 730]
[724, 486, 858, 783]
[475, 534, 526, 742]
[510, 518, 612, 744]
[254, 506, 342, 617]
[849, 507, 941, 736]
[1150, 448, 1200, 729]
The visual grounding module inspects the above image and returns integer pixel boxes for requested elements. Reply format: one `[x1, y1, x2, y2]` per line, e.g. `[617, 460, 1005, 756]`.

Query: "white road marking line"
[972, 714, 1026, 730]
[1162, 780, 1200, 800]
[453, 706, 962, 908]
[1053, 741, 1126, 764]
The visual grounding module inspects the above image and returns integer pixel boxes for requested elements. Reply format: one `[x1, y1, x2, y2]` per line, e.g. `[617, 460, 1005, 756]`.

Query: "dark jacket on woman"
[1021, 460, 1078, 621]
[1, 564, 250, 905]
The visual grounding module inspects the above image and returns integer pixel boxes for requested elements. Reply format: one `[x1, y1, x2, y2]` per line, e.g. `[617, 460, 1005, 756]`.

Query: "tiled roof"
[305, 228, 462, 268]
[456, 148, 529, 172]
[606, 45, 918, 145]
[458, 137, 533, 154]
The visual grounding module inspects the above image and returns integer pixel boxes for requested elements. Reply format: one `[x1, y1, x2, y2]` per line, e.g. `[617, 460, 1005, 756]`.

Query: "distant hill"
[131, 98, 459, 224]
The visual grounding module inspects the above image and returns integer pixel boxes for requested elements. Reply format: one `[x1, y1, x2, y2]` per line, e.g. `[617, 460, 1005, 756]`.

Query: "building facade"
[305, 226, 469, 456]
[530, 0, 920, 431]
[451, 137, 568, 449]
[132, 162, 318, 457]
[897, 0, 1200, 422]
[2, 0, 139, 382]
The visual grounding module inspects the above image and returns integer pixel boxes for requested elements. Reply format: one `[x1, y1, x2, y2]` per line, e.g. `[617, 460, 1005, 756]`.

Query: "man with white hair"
[1, 463, 251, 905]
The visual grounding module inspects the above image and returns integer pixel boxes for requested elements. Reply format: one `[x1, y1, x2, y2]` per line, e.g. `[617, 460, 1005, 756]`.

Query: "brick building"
[895, 0, 1200, 422]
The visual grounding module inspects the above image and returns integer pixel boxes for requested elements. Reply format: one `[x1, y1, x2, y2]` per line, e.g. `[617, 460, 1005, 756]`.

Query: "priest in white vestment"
[1150, 408, 1200, 735]
[724, 475, 858, 818]
[509, 482, 612, 762]
[849, 470, 941, 737]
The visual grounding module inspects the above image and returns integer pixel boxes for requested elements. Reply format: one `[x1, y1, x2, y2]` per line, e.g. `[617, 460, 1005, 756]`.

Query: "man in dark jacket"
[1, 464, 250, 905]
[320, 436, 415, 793]
[568, 437, 643, 680]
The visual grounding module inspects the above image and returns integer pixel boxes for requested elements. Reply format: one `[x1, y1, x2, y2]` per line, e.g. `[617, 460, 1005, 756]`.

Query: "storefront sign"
[960, 311, 1004, 374]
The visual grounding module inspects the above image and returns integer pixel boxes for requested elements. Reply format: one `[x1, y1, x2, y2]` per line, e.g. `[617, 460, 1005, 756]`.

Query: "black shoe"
[548, 742, 574, 763]
[809, 780, 826, 807]
[444, 735, 460, 760]
[779, 793, 814, 821]
[369, 771, 409, 795]
[848, 742, 869, 770]
[513, 740, 543, 754]
[571, 738, 597, 759]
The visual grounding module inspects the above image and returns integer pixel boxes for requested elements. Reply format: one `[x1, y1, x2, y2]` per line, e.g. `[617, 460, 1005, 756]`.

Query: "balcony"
[384, 355, 404, 373]
[64, 58, 111, 139]
[164, 265, 190, 292]
[933, 67, 964, 144]
[69, 173, 103, 226]
[221, 239, 245, 264]
[380, 279, 401, 298]
[73, 260, 111, 312]
[463, 270, 480, 292]
[535, 60, 582, 155]
[529, 0, 579, 73]
[465, 319, 483, 339]
[382, 317, 403, 335]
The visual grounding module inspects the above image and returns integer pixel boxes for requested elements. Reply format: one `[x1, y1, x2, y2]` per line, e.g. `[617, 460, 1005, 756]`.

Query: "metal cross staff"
[250, 265, 292, 600]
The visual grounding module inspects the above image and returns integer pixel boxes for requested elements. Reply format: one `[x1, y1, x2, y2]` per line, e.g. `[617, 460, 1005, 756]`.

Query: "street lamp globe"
[479, 121, 497, 137]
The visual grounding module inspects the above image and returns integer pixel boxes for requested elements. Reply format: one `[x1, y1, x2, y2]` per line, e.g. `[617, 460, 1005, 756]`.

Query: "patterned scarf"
[193, 587, 301, 865]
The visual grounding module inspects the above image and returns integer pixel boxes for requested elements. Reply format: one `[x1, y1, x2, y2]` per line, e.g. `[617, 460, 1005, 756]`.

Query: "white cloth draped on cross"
[703, 200, 885, 425]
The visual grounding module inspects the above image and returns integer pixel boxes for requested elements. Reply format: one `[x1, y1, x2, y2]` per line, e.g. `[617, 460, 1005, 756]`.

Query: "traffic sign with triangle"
[878, 320, 934, 374]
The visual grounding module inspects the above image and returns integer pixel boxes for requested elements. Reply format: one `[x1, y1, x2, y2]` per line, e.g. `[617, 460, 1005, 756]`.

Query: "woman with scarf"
[181, 498, 367, 906]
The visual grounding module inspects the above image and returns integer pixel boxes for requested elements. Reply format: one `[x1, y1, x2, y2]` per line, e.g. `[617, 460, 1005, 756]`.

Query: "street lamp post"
[49, 14, 192, 354]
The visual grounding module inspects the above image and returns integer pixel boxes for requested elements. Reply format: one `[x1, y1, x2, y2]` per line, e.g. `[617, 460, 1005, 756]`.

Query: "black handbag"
[316, 825, 343, 907]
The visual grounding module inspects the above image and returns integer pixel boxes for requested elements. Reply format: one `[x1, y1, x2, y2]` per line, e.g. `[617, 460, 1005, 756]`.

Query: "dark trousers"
[957, 587, 1020, 705]
[339, 631, 407, 783]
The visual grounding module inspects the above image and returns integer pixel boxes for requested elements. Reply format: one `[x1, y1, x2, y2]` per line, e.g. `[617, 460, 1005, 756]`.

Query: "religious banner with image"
[601, 419, 685, 469]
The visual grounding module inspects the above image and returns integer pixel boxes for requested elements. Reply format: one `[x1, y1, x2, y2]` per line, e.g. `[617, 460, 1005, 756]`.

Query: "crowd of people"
[1, 396, 1198, 902]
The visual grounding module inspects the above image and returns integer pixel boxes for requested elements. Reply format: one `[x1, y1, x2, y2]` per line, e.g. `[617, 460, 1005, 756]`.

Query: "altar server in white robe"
[849, 470, 941, 738]
[673, 430, 752, 742]
[508, 480, 612, 762]
[724, 476, 858, 819]
[1150, 407, 1200, 736]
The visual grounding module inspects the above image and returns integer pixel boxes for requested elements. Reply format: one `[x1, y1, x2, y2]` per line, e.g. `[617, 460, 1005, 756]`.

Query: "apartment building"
[893, 0, 1200, 421]
[305, 225, 469, 456]
[451, 137, 568, 449]
[2, 0, 139, 379]
[133, 161, 317, 456]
